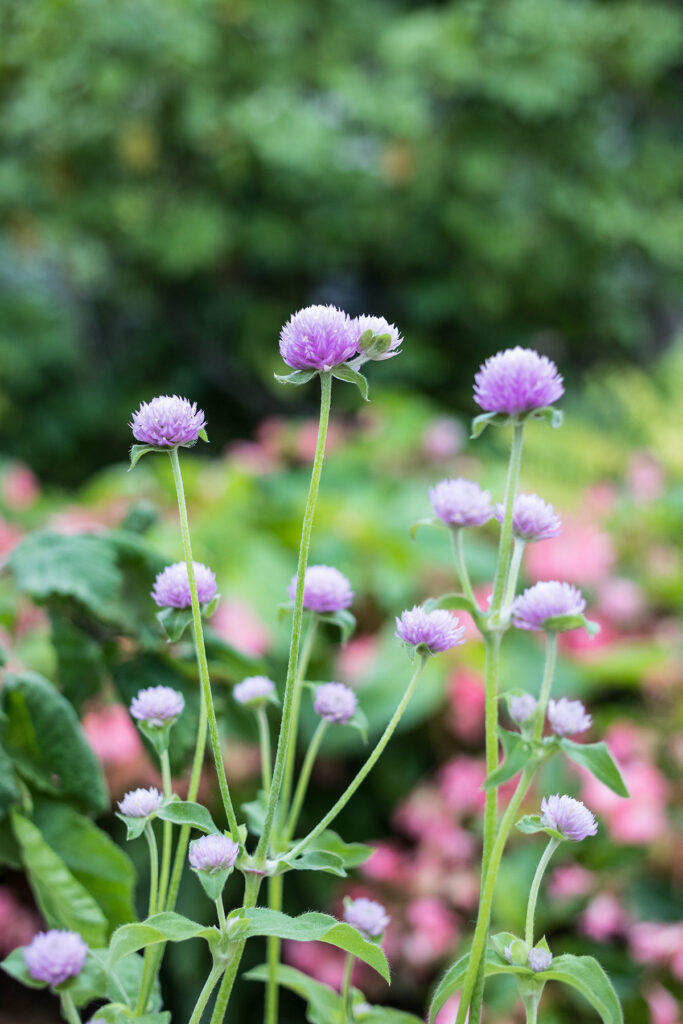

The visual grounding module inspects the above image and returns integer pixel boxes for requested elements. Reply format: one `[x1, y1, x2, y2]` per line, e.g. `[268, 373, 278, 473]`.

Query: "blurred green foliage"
[1, 0, 683, 480]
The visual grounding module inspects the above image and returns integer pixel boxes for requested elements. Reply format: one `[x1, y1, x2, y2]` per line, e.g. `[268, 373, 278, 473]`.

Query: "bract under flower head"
[233, 676, 276, 706]
[528, 947, 552, 972]
[118, 787, 163, 819]
[548, 697, 592, 737]
[429, 478, 494, 527]
[495, 493, 561, 542]
[152, 561, 217, 609]
[279, 305, 360, 371]
[131, 395, 206, 447]
[188, 834, 240, 873]
[130, 686, 185, 727]
[355, 314, 403, 361]
[289, 564, 353, 613]
[511, 581, 586, 632]
[395, 606, 466, 654]
[474, 347, 564, 416]
[24, 930, 88, 986]
[540, 794, 598, 842]
[343, 897, 390, 938]
[509, 693, 538, 725]
[314, 682, 357, 724]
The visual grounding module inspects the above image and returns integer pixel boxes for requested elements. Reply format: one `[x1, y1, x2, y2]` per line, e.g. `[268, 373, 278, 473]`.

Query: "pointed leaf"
[279, 849, 347, 877]
[331, 363, 370, 401]
[108, 913, 218, 966]
[156, 606, 193, 642]
[544, 613, 600, 636]
[524, 406, 564, 429]
[429, 951, 531, 1022]
[515, 814, 565, 842]
[536, 954, 623, 1023]
[470, 412, 508, 439]
[129, 444, 162, 470]
[274, 370, 317, 386]
[157, 798, 219, 834]
[307, 830, 373, 869]
[347, 704, 369, 743]
[484, 730, 535, 790]
[318, 609, 356, 645]
[1, 946, 46, 989]
[560, 740, 629, 797]
[245, 964, 342, 1024]
[198, 428, 209, 443]
[424, 592, 478, 615]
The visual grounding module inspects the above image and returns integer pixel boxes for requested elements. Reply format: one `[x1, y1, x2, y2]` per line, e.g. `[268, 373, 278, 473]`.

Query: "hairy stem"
[256, 707, 272, 797]
[210, 874, 262, 1024]
[60, 992, 82, 1024]
[525, 838, 559, 948]
[280, 615, 319, 822]
[265, 872, 283, 1024]
[491, 421, 525, 613]
[284, 719, 328, 840]
[523, 992, 540, 1024]
[158, 749, 173, 909]
[136, 822, 161, 1015]
[502, 537, 526, 612]
[188, 963, 224, 1024]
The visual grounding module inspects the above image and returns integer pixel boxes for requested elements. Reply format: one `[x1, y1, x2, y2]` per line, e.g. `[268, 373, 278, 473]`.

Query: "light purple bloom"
[395, 606, 466, 654]
[279, 305, 360, 370]
[189, 834, 240, 873]
[540, 794, 598, 842]
[509, 693, 538, 725]
[474, 347, 564, 416]
[314, 682, 357, 724]
[289, 565, 353, 613]
[131, 395, 206, 447]
[528, 948, 552, 972]
[233, 676, 276, 706]
[152, 561, 217, 609]
[355, 314, 403, 361]
[24, 930, 88, 986]
[130, 686, 185, 727]
[429, 478, 494, 527]
[548, 698, 592, 737]
[495, 493, 561, 542]
[344, 897, 390, 938]
[118, 787, 163, 818]
[511, 581, 586, 632]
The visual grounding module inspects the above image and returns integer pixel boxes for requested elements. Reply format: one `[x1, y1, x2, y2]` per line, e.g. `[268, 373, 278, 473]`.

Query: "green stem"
[169, 446, 240, 840]
[158, 749, 173, 909]
[341, 953, 354, 1023]
[188, 963, 224, 1024]
[490, 421, 525, 614]
[533, 633, 558, 743]
[525, 838, 559, 948]
[452, 528, 478, 607]
[145, 821, 159, 917]
[136, 822, 160, 1015]
[265, 872, 283, 1024]
[287, 656, 428, 862]
[502, 537, 526, 612]
[215, 895, 227, 934]
[256, 372, 332, 865]
[284, 719, 328, 840]
[523, 992, 540, 1024]
[59, 991, 82, 1024]
[210, 873, 262, 1024]
[256, 707, 272, 797]
[280, 615, 319, 826]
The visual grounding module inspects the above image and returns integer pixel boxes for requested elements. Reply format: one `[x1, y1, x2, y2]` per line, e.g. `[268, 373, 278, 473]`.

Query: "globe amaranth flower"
[547, 697, 592, 737]
[233, 676, 276, 706]
[189, 834, 240, 873]
[355, 314, 403, 361]
[528, 948, 553, 972]
[24, 930, 88, 986]
[429, 478, 494, 527]
[395, 606, 466, 654]
[511, 581, 586, 632]
[152, 561, 217, 609]
[130, 686, 185, 727]
[118, 787, 163, 819]
[279, 305, 360, 371]
[289, 564, 353, 613]
[474, 347, 564, 416]
[509, 693, 538, 725]
[540, 794, 598, 842]
[343, 897, 390, 939]
[314, 682, 357, 724]
[495, 493, 561, 542]
[131, 395, 206, 447]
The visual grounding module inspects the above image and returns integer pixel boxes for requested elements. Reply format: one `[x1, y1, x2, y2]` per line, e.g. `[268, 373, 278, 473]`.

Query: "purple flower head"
[130, 686, 185, 727]
[355, 314, 403, 361]
[131, 395, 206, 447]
[509, 693, 538, 725]
[188, 834, 240, 873]
[314, 682, 357, 724]
[395, 606, 466, 655]
[289, 565, 354, 613]
[547, 698, 592, 737]
[511, 581, 586, 632]
[233, 676, 276, 706]
[118, 787, 163, 819]
[540, 794, 598, 842]
[528, 948, 552, 972]
[474, 347, 564, 416]
[495, 493, 561, 542]
[152, 561, 217, 609]
[344, 897, 390, 939]
[429, 478, 494, 528]
[279, 305, 360, 371]
[24, 930, 88, 986]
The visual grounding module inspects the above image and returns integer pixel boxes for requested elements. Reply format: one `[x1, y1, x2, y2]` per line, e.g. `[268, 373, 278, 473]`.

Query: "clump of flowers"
[131, 395, 206, 447]
[152, 561, 217, 609]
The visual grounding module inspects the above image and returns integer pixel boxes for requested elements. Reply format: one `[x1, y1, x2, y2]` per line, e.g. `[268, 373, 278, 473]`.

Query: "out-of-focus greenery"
[2, 0, 683, 480]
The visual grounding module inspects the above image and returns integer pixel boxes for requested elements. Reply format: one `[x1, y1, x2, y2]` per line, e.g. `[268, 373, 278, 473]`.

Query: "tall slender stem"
[525, 838, 559, 947]
[265, 872, 283, 1024]
[341, 953, 354, 1022]
[145, 822, 159, 917]
[533, 633, 558, 743]
[285, 719, 328, 840]
[523, 993, 539, 1024]
[188, 963, 224, 1024]
[256, 707, 272, 797]
[452, 528, 478, 607]
[280, 615, 319, 824]
[59, 992, 81, 1024]
[136, 822, 161, 1015]
[502, 537, 526, 612]
[169, 446, 240, 839]
[210, 873, 262, 1024]
[158, 749, 173, 909]
[490, 421, 525, 613]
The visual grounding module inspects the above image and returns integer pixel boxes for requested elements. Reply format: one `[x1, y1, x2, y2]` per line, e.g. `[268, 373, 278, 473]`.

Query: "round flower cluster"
[343, 897, 390, 939]
[24, 930, 88, 986]
[511, 581, 586, 632]
[474, 347, 564, 416]
[547, 697, 592, 737]
[131, 395, 206, 447]
[509, 693, 538, 725]
[314, 682, 358, 724]
[540, 794, 598, 842]
[279, 306, 360, 371]
[118, 787, 163, 819]
[130, 686, 185, 727]
[233, 676, 276, 706]
[429, 478, 493, 528]
[528, 947, 552, 972]
[152, 561, 217, 609]
[290, 565, 353, 613]
[395, 607, 466, 654]
[189, 834, 240, 873]
[496, 493, 561, 542]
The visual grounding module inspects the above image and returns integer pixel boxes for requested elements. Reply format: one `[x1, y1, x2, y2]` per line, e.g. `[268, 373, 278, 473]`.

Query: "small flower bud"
[540, 794, 598, 842]
[509, 693, 538, 725]
[495, 493, 561, 542]
[355, 315, 402, 361]
[343, 897, 390, 939]
[233, 676, 276, 707]
[130, 686, 185, 727]
[188, 834, 240, 873]
[314, 682, 357, 724]
[474, 347, 564, 416]
[429, 478, 494, 528]
[547, 698, 592, 737]
[528, 947, 553, 972]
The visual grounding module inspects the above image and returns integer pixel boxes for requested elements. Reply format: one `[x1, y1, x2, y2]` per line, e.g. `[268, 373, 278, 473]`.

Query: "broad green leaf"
[11, 810, 108, 946]
[0, 739, 20, 819]
[483, 730, 535, 789]
[86, 1006, 169, 1024]
[279, 849, 348, 877]
[429, 951, 530, 1022]
[331, 363, 370, 400]
[48, 612, 107, 712]
[307, 830, 373, 869]
[274, 369, 317, 386]
[157, 798, 219, 834]
[1, 946, 45, 989]
[73, 950, 161, 1011]
[246, 963, 342, 1024]
[108, 913, 218, 965]
[560, 739, 629, 797]
[524, 405, 564, 429]
[318, 608, 356, 644]
[156, 606, 193, 642]
[470, 412, 508, 438]
[537, 954, 623, 1023]
[358, 1007, 425, 1023]
[129, 444, 162, 469]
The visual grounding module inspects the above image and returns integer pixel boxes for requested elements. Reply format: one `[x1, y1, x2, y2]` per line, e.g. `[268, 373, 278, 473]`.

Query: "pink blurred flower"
[447, 671, 485, 743]
[0, 516, 22, 555]
[436, 995, 469, 1024]
[629, 922, 683, 980]
[402, 898, 458, 965]
[0, 886, 42, 955]
[579, 893, 629, 941]
[438, 757, 487, 816]
[644, 984, 683, 1024]
[284, 939, 347, 990]
[210, 599, 271, 656]
[394, 786, 475, 861]
[597, 578, 646, 627]
[361, 842, 406, 884]
[3, 463, 40, 509]
[581, 759, 669, 845]
[294, 418, 344, 462]
[225, 440, 278, 475]
[335, 635, 379, 685]
[526, 520, 614, 586]
[422, 418, 464, 461]
[548, 864, 595, 900]
[628, 452, 665, 503]
[83, 704, 144, 766]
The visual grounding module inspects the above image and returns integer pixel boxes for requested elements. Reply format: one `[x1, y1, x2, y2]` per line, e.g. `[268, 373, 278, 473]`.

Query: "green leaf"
[409, 516, 444, 540]
[191, 863, 234, 900]
[347, 704, 369, 743]
[544, 613, 600, 636]
[536, 954, 623, 1023]
[318, 609, 356, 644]
[279, 849, 348, 877]
[242, 790, 267, 837]
[129, 444, 163, 470]
[560, 739, 629, 797]
[117, 813, 151, 841]
[357, 1007, 425, 1023]
[11, 810, 108, 946]
[1, 946, 46, 989]
[245, 963, 342, 1024]
[234, 908, 390, 982]
[157, 798, 219, 834]
[0, 739, 20, 819]
[307, 830, 373, 870]
[484, 730, 535, 790]
[523, 405, 564, 429]
[108, 913, 218, 966]
[274, 369, 317, 386]
[515, 814, 565, 843]
[423, 592, 478, 615]
[156, 606, 194, 642]
[48, 612, 107, 712]
[331, 363, 370, 400]
[198, 428, 209, 443]
[428, 951, 531, 1022]
[470, 412, 508, 438]
[86, 1006, 169, 1024]
[1, 672, 107, 812]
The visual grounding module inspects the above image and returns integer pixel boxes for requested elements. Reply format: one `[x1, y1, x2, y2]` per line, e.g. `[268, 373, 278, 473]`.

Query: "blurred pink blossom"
[438, 757, 487, 816]
[0, 886, 42, 954]
[548, 864, 595, 900]
[224, 440, 278, 475]
[628, 452, 665, 503]
[447, 671, 485, 744]
[361, 842, 407, 884]
[579, 892, 629, 941]
[581, 758, 669, 845]
[294, 419, 344, 462]
[210, 599, 271, 656]
[336, 635, 379, 686]
[83, 704, 144, 766]
[526, 520, 614, 586]
[436, 995, 468, 1024]
[422, 418, 464, 461]
[284, 939, 346, 990]
[3, 463, 40, 509]
[644, 984, 683, 1024]
[402, 898, 458, 965]
[394, 786, 476, 861]
[0, 516, 22, 555]
[629, 922, 683, 980]
[597, 578, 646, 627]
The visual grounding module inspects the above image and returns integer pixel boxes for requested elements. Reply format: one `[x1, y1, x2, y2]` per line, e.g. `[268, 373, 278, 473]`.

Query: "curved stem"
[209, 874, 262, 1024]
[490, 421, 525, 613]
[280, 615, 319, 825]
[169, 446, 240, 840]
[341, 953, 354, 1023]
[452, 528, 478, 608]
[533, 633, 558, 743]
[188, 963, 224, 1024]
[158, 749, 173, 909]
[256, 373, 332, 865]
[59, 991, 82, 1024]
[525, 838, 559, 947]
[256, 707, 272, 798]
[287, 656, 428, 862]
[265, 873, 283, 1024]
[284, 719, 328, 840]
[502, 537, 526, 612]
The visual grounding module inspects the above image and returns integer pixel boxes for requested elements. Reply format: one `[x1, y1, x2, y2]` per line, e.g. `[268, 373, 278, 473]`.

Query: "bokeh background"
[0, 1, 682, 1022]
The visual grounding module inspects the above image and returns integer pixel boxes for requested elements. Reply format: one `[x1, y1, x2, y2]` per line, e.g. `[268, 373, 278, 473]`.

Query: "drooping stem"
[59, 991, 82, 1024]
[280, 615, 319, 822]
[490, 421, 525, 613]
[284, 718, 328, 840]
[256, 707, 272, 797]
[158, 749, 173, 909]
[169, 446, 240, 840]
[188, 963, 224, 1024]
[341, 953, 354, 1023]
[452, 528, 478, 608]
[210, 873, 262, 1024]
[525, 838, 559, 948]
[533, 633, 558, 743]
